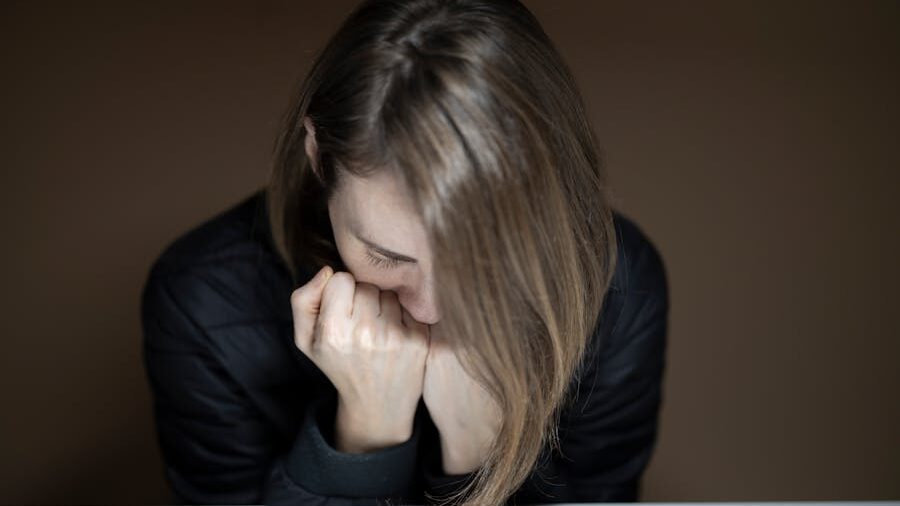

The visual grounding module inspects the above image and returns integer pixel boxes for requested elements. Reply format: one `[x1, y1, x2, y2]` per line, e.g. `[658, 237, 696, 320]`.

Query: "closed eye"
[352, 229, 418, 264]
[365, 249, 402, 269]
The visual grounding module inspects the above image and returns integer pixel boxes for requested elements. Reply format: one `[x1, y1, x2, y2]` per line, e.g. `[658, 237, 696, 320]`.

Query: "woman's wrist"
[438, 430, 489, 475]
[334, 396, 414, 453]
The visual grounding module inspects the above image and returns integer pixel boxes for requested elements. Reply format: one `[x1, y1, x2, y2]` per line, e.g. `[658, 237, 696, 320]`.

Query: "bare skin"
[289, 116, 501, 473]
[292, 268, 429, 452]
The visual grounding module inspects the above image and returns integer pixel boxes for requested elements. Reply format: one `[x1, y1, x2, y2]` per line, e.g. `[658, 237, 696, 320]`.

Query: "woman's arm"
[141, 266, 422, 505]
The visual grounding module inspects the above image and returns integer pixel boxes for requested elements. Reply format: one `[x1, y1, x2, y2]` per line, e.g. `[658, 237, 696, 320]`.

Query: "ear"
[303, 116, 321, 177]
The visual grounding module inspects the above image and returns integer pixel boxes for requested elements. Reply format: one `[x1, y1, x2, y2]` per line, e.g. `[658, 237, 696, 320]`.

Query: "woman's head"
[267, 0, 617, 503]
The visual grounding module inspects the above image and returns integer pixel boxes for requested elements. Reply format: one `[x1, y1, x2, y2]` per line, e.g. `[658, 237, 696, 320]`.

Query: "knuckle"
[357, 322, 377, 344]
[324, 323, 355, 353]
[289, 287, 306, 306]
[329, 271, 355, 288]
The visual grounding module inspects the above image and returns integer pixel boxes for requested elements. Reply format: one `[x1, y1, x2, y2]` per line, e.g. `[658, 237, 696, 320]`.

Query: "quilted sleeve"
[140, 267, 421, 505]
[556, 228, 669, 502]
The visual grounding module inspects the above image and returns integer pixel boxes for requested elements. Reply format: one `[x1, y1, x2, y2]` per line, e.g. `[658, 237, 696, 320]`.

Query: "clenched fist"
[290, 266, 430, 453]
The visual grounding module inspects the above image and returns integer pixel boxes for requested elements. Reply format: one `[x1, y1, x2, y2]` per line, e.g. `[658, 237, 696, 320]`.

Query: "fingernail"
[317, 265, 333, 284]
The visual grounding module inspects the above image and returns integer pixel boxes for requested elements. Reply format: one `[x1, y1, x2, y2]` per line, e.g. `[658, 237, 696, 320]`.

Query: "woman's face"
[304, 116, 440, 325]
[327, 169, 441, 325]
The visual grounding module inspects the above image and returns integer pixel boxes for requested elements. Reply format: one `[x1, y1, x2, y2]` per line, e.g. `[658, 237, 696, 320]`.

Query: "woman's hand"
[291, 266, 430, 453]
[422, 324, 502, 475]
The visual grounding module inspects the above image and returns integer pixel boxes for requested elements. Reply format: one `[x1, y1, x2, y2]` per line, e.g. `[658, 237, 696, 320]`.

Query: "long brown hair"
[266, 1, 618, 504]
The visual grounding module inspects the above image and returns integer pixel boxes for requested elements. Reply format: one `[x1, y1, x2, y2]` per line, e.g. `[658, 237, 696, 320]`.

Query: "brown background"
[1, 0, 898, 503]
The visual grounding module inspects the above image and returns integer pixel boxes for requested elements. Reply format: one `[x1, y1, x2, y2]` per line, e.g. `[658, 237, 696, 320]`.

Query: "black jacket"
[140, 188, 669, 505]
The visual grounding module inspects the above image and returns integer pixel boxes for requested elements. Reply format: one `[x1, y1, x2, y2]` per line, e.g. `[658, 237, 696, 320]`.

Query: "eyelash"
[365, 250, 402, 269]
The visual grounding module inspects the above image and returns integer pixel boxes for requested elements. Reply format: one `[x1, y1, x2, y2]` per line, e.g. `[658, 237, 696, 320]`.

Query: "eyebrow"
[351, 229, 418, 263]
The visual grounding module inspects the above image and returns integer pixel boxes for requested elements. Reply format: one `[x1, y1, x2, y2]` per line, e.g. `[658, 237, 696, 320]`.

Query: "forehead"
[338, 169, 414, 210]
[336, 169, 428, 243]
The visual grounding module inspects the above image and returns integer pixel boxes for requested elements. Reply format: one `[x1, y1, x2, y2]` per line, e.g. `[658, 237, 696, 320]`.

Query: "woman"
[141, 0, 669, 505]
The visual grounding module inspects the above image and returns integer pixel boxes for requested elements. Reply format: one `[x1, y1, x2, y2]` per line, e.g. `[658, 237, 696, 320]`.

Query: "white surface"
[417, 503, 900, 506]
[531, 503, 900, 506]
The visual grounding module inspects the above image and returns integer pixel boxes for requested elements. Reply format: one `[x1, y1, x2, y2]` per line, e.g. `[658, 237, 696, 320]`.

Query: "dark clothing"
[140, 188, 669, 505]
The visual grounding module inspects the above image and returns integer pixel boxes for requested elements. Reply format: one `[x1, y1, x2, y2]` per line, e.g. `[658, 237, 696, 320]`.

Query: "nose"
[398, 285, 440, 325]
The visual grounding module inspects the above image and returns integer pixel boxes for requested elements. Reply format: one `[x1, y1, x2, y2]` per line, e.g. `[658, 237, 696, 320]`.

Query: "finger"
[290, 265, 333, 352]
[378, 290, 402, 323]
[320, 271, 355, 323]
[428, 323, 458, 361]
[352, 282, 381, 319]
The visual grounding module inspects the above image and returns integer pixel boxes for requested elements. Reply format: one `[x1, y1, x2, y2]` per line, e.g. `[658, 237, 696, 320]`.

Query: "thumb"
[290, 265, 334, 353]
